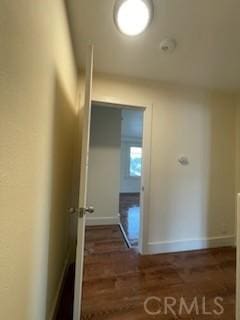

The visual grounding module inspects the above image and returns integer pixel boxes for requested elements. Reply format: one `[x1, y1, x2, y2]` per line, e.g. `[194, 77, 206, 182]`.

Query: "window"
[129, 146, 142, 177]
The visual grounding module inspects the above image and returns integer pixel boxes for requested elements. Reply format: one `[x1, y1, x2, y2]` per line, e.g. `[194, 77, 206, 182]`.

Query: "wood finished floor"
[119, 193, 140, 247]
[57, 225, 236, 320]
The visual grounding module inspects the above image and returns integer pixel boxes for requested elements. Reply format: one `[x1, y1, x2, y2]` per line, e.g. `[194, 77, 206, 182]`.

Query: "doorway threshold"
[119, 223, 132, 249]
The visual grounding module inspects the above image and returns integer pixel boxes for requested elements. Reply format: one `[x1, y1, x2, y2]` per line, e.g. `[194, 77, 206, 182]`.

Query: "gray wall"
[87, 105, 122, 225]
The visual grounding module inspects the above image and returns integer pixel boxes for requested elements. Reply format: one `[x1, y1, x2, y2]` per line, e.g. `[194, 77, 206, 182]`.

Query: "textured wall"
[0, 1, 78, 319]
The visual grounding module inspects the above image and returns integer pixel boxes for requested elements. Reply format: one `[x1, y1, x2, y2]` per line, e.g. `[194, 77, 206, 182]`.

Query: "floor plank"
[57, 225, 236, 320]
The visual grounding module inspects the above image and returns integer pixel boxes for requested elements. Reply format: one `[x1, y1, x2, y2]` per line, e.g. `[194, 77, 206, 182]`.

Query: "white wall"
[0, 1, 78, 319]
[91, 73, 237, 253]
[120, 139, 142, 193]
[87, 105, 121, 225]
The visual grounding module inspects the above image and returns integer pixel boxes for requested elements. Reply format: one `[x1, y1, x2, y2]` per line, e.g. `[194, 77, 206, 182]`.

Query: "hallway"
[2, 1, 240, 319]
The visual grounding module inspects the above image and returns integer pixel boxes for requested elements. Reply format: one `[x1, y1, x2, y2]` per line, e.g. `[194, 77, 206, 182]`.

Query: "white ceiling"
[121, 109, 143, 139]
[67, 0, 240, 90]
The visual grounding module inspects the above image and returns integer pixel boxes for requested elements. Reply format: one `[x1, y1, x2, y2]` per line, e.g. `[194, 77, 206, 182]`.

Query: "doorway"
[86, 101, 149, 252]
[119, 109, 144, 247]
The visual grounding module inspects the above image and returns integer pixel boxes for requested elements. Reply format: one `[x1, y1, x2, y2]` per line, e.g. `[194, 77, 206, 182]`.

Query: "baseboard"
[48, 248, 71, 320]
[147, 235, 235, 255]
[86, 216, 120, 226]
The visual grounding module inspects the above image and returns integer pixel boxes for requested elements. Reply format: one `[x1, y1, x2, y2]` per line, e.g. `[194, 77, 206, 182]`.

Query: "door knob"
[69, 206, 95, 218]
[78, 206, 95, 218]
[85, 206, 95, 214]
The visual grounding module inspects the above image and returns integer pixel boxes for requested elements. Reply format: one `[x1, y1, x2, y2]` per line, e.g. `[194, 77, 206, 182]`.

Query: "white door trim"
[92, 100, 152, 254]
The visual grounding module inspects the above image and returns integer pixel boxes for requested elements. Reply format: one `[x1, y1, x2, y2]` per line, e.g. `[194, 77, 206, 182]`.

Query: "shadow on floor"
[56, 264, 75, 320]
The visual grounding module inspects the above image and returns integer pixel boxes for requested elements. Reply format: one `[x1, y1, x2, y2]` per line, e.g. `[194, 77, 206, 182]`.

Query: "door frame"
[92, 100, 152, 254]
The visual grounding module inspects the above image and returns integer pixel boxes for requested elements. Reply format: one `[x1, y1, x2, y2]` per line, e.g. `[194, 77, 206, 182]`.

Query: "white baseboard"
[86, 216, 120, 226]
[147, 235, 235, 255]
[48, 248, 71, 320]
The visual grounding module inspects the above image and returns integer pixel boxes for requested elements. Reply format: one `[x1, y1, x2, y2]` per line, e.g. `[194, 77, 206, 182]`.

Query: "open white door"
[73, 45, 94, 320]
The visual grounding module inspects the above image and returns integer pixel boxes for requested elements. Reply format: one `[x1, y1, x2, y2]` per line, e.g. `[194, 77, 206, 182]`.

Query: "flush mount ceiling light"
[114, 0, 153, 36]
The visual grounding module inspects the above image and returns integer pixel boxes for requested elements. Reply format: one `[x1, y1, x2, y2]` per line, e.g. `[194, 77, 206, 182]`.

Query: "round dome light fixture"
[114, 0, 153, 36]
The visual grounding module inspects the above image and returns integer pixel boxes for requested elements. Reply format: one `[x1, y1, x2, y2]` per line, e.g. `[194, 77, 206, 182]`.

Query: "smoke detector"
[159, 38, 177, 53]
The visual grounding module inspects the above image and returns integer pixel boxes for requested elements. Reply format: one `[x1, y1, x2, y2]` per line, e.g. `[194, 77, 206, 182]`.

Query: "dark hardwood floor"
[119, 193, 140, 247]
[57, 225, 236, 319]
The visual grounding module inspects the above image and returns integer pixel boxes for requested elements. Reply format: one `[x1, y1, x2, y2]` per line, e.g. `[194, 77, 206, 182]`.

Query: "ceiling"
[121, 109, 143, 139]
[67, 0, 240, 90]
